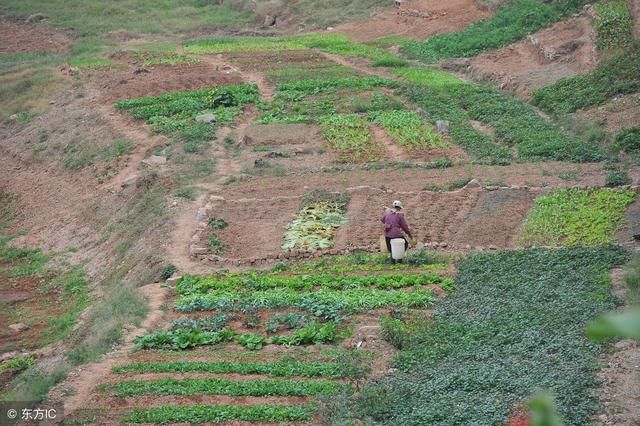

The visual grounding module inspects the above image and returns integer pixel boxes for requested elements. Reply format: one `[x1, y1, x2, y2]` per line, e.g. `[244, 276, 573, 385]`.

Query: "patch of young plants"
[369, 110, 446, 151]
[345, 247, 628, 424]
[124, 403, 317, 424]
[113, 360, 347, 378]
[175, 288, 437, 316]
[176, 271, 450, 295]
[520, 188, 635, 246]
[184, 34, 402, 65]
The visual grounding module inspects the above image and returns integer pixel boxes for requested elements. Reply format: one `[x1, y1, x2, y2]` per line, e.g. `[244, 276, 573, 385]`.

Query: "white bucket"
[390, 238, 406, 260]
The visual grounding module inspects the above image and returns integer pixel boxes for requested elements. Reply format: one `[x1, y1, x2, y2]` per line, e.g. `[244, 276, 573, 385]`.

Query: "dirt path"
[52, 283, 170, 415]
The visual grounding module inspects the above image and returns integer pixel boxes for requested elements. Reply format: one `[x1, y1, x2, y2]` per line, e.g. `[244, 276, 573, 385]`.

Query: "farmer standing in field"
[381, 200, 413, 263]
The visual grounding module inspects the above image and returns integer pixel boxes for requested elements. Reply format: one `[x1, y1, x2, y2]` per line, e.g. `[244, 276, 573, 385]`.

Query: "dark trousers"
[385, 236, 408, 256]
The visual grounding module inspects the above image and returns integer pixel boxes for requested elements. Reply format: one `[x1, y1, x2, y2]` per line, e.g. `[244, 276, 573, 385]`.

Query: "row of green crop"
[395, 67, 603, 164]
[175, 288, 437, 316]
[184, 33, 404, 66]
[103, 377, 349, 398]
[176, 272, 449, 295]
[341, 246, 628, 424]
[519, 188, 635, 247]
[124, 403, 316, 424]
[134, 321, 338, 350]
[113, 360, 346, 378]
[532, 42, 640, 113]
[401, 0, 589, 62]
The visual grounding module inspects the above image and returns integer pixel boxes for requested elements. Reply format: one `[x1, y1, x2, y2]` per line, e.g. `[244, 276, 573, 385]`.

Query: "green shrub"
[354, 247, 628, 424]
[0, 356, 35, 374]
[532, 43, 640, 113]
[614, 127, 640, 153]
[594, 0, 633, 50]
[173, 188, 195, 200]
[520, 188, 635, 246]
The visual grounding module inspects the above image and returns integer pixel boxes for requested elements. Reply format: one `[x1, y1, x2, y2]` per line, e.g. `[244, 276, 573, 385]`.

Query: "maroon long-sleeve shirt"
[381, 211, 412, 238]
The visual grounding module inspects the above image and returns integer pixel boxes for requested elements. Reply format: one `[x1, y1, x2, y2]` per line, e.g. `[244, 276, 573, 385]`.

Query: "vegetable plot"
[520, 188, 635, 247]
[283, 192, 349, 251]
[115, 84, 259, 152]
[369, 110, 446, 151]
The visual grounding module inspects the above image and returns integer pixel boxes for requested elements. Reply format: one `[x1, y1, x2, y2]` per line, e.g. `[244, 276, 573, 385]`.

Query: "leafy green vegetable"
[351, 247, 627, 424]
[520, 188, 635, 247]
[106, 377, 349, 397]
[124, 403, 317, 423]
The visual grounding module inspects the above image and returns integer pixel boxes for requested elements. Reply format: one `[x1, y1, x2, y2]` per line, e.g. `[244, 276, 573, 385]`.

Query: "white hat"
[392, 200, 403, 209]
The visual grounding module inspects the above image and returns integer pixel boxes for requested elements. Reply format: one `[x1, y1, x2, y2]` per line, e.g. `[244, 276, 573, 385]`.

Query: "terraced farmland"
[67, 254, 454, 424]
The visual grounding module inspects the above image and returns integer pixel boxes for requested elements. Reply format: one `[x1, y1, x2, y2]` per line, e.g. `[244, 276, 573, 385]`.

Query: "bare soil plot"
[335, 0, 492, 42]
[0, 16, 71, 54]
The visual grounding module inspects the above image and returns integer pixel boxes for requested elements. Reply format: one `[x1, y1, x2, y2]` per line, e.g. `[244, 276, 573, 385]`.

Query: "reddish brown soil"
[0, 16, 71, 55]
[452, 16, 597, 97]
[574, 93, 640, 134]
[94, 59, 244, 103]
[335, 0, 492, 42]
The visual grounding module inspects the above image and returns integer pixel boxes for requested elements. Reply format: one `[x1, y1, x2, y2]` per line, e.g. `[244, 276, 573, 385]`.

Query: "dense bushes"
[350, 247, 628, 425]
